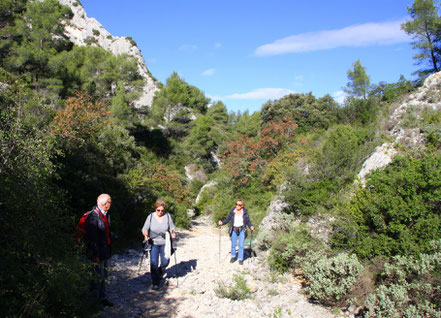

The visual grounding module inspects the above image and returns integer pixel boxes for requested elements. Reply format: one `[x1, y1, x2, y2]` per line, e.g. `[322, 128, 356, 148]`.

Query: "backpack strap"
[147, 212, 153, 237]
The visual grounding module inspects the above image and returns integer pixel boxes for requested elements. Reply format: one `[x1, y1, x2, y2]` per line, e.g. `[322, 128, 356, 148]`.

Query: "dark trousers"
[91, 258, 109, 299]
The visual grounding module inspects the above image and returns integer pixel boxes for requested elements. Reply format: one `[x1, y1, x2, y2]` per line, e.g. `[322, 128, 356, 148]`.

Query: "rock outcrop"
[184, 164, 208, 183]
[58, 0, 160, 108]
[357, 71, 441, 184]
[255, 195, 292, 249]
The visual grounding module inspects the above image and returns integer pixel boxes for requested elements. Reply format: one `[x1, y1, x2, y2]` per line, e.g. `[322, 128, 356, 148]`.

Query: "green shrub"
[421, 108, 441, 149]
[214, 274, 251, 300]
[125, 36, 137, 46]
[302, 253, 364, 306]
[365, 242, 441, 317]
[84, 36, 98, 45]
[269, 224, 326, 272]
[312, 124, 359, 184]
[380, 75, 414, 103]
[211, 192, 236, 224]
[284, 125, 360, 218]
[284, 177, 338, 217]
[332, 152, 441, 259]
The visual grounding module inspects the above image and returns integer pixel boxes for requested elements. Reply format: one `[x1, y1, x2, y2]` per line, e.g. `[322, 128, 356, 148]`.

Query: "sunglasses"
[236, 203, 243, 207]
[156, 208, 164, 212]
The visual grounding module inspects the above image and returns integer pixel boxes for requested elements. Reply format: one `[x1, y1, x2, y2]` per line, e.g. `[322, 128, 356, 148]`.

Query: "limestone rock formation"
[357, 71, 441, 184]
[255, 196, 292, 249]
[58, 0, 160, 108]
[184, 164, 208, 183]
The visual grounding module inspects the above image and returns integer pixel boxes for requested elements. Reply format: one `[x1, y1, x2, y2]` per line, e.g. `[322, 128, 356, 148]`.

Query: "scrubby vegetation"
[214, 274, 252, 301]
[1, 0, 441, 316]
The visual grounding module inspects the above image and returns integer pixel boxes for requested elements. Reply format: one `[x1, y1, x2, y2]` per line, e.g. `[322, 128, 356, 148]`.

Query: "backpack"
[75, 210, 92, 243]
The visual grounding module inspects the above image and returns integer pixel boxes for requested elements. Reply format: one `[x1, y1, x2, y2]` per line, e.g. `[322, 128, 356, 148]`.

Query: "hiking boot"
[101, 299, 114, 307]
[239, 260, 243, 265]
[230, 257, 237, 263]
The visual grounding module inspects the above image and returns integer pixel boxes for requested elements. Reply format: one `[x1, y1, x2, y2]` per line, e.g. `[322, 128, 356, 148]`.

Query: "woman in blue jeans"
[142, 200, 176, 290]
[218, 199, 254, 265]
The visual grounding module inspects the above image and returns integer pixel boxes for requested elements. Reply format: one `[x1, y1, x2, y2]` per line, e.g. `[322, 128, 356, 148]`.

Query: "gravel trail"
[102, 216, 336, 318]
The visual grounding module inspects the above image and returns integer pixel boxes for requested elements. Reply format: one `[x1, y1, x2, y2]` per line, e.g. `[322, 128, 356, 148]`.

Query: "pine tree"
[401, 0, 441, 76]
[343, 60, 370, 100]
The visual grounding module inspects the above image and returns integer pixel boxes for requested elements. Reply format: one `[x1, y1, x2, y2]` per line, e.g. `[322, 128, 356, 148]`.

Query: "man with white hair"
[85, 193, 113, 307]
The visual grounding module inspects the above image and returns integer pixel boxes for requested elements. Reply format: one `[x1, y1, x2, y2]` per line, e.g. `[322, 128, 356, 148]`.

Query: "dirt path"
[102, 216, 336, 318]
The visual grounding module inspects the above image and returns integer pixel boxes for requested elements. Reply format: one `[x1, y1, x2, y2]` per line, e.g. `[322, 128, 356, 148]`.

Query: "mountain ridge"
[58, 0, 160, 108]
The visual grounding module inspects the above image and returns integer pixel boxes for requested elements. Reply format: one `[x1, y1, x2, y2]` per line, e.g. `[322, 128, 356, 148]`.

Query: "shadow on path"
[166, 258, 197, 279]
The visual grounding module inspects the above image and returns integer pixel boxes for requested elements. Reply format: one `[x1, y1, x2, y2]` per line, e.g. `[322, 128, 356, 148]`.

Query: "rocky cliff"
[58, 0, 160, 108]
[357, 71, 441, 184]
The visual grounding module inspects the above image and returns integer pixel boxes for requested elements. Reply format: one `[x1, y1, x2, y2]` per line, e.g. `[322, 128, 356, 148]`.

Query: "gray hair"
[97, 193, 111, 206]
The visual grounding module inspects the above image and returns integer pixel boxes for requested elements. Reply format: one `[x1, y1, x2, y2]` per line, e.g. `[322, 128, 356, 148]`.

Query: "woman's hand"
[218, 220, 222, 226]
[171, 230, 176, 239]
[251, 226, 255, 231]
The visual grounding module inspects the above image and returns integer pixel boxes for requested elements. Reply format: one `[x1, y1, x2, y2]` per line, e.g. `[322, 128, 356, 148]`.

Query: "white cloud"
[207, 94, 223, 101]
[255, 20, 410, 56]
[202, 68, 216, 76]
[332, 90, 346, 104]
[225, 88, 295, 100]
[215, 42, 222, 48]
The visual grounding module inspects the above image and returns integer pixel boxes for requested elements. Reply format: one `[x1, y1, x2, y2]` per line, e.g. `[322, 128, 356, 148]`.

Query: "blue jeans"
[150, 244, 169, 286]
[91, 258, 109, 299]
[231, 229, 245, 261]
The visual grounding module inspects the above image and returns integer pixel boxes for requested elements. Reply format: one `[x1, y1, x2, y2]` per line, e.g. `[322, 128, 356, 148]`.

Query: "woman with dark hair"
[218, 199, 254, 265]
[142, 199, 176, 290]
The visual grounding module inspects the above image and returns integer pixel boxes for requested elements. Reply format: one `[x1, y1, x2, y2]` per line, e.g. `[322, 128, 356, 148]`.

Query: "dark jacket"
[86, 206, 112, 260]
[221, 207, 253, 238]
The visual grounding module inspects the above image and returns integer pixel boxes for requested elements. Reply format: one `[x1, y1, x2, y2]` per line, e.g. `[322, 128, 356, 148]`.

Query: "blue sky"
[80, 0, 417, 113]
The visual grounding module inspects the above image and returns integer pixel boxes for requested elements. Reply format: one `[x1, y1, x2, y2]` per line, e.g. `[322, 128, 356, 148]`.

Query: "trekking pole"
[138, 250, 145, 274]
[174, 249, 178, 287]
[250, 230, 256, 257]
[138, 240, 151, 274]
[219, 226, 221, 263]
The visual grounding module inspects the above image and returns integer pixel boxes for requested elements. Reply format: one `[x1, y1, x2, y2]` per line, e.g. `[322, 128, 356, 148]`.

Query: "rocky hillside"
[58, 0, 160, 108]
[257, 71, 441, 245]
[357, 71, 441, 184]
